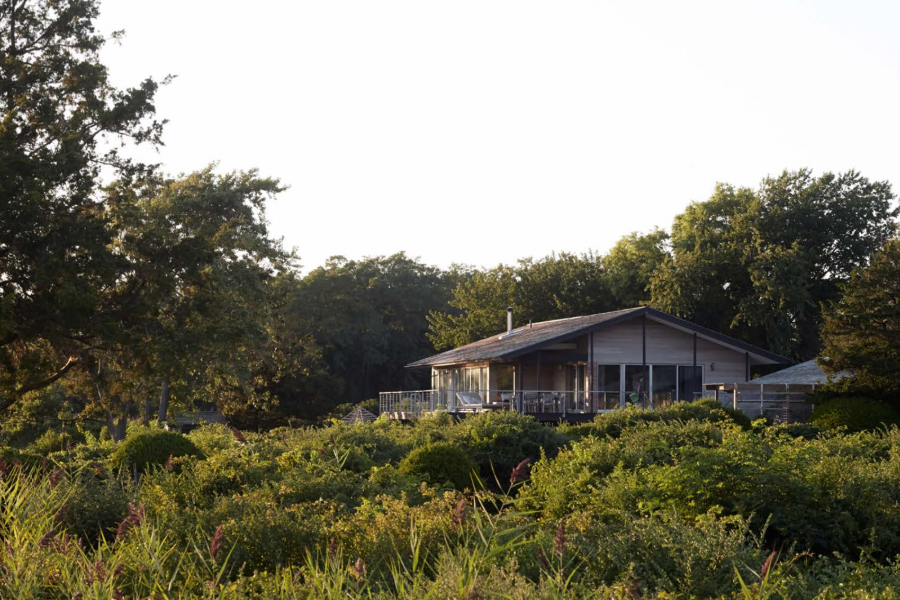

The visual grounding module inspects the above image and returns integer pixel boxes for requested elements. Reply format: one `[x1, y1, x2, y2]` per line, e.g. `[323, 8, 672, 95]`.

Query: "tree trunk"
[106, 410, 128, 442]
[157, 378, 170, 424]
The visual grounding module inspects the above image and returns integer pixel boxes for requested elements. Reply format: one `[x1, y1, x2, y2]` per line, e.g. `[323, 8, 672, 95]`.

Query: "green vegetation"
[110, 428, 204, 473]
[398, 442, 478, 489]
[809, 396, 900, 432]
[3, 403, 900, 597]
[819, 238, 900, 398]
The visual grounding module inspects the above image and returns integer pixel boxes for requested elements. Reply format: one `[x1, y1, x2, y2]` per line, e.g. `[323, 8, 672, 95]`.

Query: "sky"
[96, 0, 900, 273]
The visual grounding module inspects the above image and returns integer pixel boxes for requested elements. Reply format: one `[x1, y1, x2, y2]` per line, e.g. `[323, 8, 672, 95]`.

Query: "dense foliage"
[650, 172, 898, 361]
[110, 428, 204, 473]
[5, 404, 900, 597]
[397, 442, 478, 490]
[809, 396, 900, 433]
[819, 237, 900, 398]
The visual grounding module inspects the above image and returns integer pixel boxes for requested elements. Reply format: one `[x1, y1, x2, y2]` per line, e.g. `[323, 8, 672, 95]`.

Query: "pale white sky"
[97, 1, 900, 272]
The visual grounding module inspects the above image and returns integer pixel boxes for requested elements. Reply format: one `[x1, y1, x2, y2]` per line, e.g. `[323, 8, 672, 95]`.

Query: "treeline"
[2, 1, 898, 436]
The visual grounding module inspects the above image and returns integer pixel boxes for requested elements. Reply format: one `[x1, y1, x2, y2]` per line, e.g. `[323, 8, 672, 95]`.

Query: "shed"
[705, 360, 844, 422]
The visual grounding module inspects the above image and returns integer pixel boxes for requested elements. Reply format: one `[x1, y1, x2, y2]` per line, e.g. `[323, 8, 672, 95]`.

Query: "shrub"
[30, 429, 82, 455]
[568, 398, 747, 440]
[810, 396, 900, 432]
[452, 411, 569, 481]
[58, 472, 134, 545]
[110, 429, 203, 474]
[398, 442, 477, 490]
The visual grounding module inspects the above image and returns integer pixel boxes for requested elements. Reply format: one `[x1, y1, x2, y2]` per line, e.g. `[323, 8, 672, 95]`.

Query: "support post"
[745, 352, 750, 382]
[517, 360, 523, 413]
[693, 333, 698, 401]
[642, 315, 647, 409]
[589, 331, 594, 413]
[536, 350, 542, 411]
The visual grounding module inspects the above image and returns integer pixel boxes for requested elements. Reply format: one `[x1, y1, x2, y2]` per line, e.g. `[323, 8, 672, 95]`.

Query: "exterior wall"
[590, 317, 749, 385]
[521, 363, 557, 389]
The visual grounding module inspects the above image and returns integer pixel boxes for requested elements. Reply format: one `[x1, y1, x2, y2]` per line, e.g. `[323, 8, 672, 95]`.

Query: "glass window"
[678, 366, 703, 402]
[463, 367, 487, 401]
[597, 365, 620, 392]
[625, 365, 649, 407]
[495, 366, 515, 391]
[652, 365, 677, 408]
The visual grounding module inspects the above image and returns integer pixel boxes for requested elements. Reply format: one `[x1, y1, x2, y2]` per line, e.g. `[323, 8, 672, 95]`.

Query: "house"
[379, 306, 790, 421]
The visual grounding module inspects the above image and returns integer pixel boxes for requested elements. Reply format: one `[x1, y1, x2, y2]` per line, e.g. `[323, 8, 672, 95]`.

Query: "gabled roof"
[408, 306, 790, 368]
[750, 360, 846, 385]
[341, 406, 378, 423]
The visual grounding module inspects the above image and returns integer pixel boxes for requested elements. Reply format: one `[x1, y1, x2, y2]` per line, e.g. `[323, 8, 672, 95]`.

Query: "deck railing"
[378, 389, 669, 419]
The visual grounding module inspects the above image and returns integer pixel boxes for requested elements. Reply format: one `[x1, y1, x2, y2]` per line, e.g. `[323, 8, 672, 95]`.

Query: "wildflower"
[86, 558, 107, 584]
[164, 454, 174, 471]
[535, 546, 550, 571]
[71, 593, 83, 600]
[39, 529, 57, 548]
[761, 550, 777, 580]
[452, 497, 467, 529]
[210, 525, 225, 560]
[509, 458, 532, 485]
[626, 577, 642, 599]
[49, 467, 64, 488]
[328, 537, 337, 556]
[351, 557, 366, 587]
[112, 588, 124, 600]
[231, 428, 247, 444]
[116, 503, 146, 541]
[53, 501, 71, 525]
[0, 458, 7, 479]
[554, 522, 566, 557]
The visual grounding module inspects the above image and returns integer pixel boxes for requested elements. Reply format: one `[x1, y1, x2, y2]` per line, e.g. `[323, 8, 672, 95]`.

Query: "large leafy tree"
[290, 253, 456, 406]
[604, 228, 670, 308]
[0, 0, 165, 413]
[103, 168, 293, 424]
[428, 252, 615, 350]
[819, 238, 900, 397]
[651, 170, 897, 360]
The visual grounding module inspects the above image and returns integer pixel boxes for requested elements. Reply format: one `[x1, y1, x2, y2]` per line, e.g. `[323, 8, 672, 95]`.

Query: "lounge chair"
[455, 391, 485, 412]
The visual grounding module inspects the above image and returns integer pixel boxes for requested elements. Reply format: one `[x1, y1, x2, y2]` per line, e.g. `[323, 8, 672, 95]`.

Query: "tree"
[0, 0, 165, 414]
[819, 238, 900, 398]
[605, 228, 670, 308]
[651, 170, 897, 360]
[428, 252, 615, 350]
[289, 253, 455, 409]
[101, 168, 292, 429]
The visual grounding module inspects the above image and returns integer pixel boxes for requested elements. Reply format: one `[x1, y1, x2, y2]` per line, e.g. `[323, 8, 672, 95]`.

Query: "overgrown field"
[4, 401, 900, 598]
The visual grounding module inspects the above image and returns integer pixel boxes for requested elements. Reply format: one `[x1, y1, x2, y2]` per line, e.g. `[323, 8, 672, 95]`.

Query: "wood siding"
[590, 317, 749, 384]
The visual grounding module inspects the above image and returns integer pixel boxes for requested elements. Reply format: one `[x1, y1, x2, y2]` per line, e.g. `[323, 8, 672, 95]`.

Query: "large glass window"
[463, 367, 487, 401]
[597, 364, 621, 409]
[678, 366, 703, 402]
[495, 366, 515, 391]
[597, 365, 620, 392]
[652, 365, 677, 408]
[625, 365, 649, 407]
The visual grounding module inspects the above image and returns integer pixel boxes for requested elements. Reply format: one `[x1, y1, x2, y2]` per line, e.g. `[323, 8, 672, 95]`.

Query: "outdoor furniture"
[455, 391, 485, 412]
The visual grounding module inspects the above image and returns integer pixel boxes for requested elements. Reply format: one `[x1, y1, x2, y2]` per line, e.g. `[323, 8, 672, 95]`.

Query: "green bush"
[110, 428, 204, 474]
[30, 429, 81, 455]
[810, 396, 900, 432]
[398, 442, 477, 490]
[453, 411, 569, 480]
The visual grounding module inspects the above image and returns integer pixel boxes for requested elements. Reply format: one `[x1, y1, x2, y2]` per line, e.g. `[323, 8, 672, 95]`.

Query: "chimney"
[507, 306, 513, 334]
